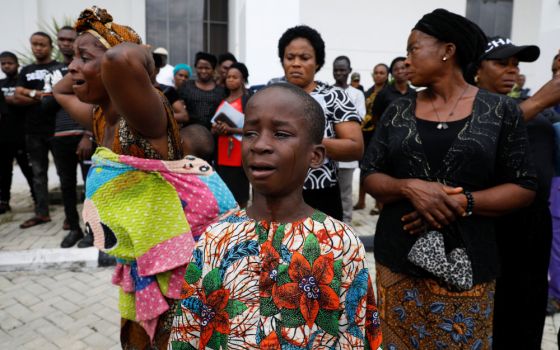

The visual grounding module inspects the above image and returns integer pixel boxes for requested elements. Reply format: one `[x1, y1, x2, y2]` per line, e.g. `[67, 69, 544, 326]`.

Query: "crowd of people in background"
[1, 5, 560, 349]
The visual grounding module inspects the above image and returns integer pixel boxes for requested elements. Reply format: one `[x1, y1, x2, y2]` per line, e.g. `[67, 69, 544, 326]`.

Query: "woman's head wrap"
[75, 6, 142, 48]
[229, 62, 249, 83]
[413, 8, 487, 74]
[173, 64, 193, 77]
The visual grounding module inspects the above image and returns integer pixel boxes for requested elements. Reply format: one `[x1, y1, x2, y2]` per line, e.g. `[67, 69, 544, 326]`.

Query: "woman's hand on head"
[101, 42, 167, 139]
[401, 179, 465, 230]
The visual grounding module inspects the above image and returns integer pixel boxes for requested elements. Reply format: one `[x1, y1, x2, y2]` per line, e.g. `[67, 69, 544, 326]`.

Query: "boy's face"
[57, 29, 77, 58]
[30, 35, 52, 62]
[242, 88, 324, 197]
[0, 57, 18, 76]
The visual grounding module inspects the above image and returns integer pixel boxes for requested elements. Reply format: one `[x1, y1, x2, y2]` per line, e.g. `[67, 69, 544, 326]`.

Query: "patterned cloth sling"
[82, 147, 238, 341]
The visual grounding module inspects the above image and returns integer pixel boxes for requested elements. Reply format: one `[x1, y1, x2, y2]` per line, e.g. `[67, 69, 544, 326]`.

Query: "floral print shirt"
[168, 209, 382, 349]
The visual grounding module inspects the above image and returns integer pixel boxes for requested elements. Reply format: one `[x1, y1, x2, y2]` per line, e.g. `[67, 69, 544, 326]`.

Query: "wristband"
[463, 190, 474, 216]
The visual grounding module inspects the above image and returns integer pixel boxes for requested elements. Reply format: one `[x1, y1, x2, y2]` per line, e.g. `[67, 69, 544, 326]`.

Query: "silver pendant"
[437, 122, 448, 130]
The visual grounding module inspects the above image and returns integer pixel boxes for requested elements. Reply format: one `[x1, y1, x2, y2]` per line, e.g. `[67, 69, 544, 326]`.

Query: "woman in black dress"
[178, 52, 225, 131]
[362, 9, 536, 349]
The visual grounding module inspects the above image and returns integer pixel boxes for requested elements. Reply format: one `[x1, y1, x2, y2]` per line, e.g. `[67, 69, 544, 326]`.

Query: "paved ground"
[0, 164, 559, 349]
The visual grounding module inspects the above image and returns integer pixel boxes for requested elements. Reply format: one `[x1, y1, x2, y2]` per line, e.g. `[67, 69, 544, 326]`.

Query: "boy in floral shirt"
[169, 83, 382, 349]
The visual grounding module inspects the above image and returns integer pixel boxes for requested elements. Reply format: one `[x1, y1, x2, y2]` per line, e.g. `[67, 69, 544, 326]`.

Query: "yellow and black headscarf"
[75, 6, 142, 48]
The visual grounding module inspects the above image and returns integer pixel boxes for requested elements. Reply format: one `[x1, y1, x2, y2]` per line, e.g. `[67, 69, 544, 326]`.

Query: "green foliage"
[16, 16, 73, 65]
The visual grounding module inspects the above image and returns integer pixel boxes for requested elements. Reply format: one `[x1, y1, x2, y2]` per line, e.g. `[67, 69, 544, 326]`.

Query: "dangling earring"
[442, 56, 448, 61]
[474, 75, 479, 84]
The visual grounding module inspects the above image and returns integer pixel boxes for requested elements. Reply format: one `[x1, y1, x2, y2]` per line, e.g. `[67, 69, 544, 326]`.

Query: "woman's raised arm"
[101, 43, 167, 139]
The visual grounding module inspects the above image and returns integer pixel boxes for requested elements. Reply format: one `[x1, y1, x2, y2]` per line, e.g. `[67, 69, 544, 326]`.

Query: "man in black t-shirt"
[14, 32, 59, 228]
[43, 27, 95, 248]
[0, 51, 35, 214]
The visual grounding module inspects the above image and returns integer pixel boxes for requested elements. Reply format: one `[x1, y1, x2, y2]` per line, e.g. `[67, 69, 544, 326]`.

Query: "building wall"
[229, 0, 301, 85]
[229, 0, 466, 86]
[231, 0, 557, 92]
[512, 0, 560, 90]
[299, 0, 466, 87]
[0, 0, 557, 91]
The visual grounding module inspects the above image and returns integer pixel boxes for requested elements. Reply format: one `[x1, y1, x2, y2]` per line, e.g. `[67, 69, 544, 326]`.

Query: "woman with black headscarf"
[362, 9, 537, 348]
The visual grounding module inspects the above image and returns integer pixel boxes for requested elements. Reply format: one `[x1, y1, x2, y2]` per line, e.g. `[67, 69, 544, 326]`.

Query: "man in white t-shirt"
[333, 56, 366, 223]
[154, 47, 175, 86]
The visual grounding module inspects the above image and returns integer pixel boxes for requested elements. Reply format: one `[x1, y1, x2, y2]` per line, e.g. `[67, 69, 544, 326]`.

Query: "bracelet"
[464, 190, 474, 216]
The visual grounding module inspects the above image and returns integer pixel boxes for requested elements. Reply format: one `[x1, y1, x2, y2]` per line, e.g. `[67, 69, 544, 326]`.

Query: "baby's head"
[242, 83, 325, 197]
[180, 124, 215, 163]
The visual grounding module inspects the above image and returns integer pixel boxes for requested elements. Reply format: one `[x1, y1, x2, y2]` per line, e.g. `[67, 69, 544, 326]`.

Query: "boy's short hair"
[250, 83, 325, 145]
[389, 56, 406, 74]
[31, 31, 53, 47]
[334, 55, 351, 67]
[0, 51, 18, 62]
[59, 25, 75, 32]
[180, 124, 215, 162]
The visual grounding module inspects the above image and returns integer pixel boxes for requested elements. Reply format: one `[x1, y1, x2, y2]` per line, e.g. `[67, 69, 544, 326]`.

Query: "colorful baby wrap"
[82, 147, 237, 341]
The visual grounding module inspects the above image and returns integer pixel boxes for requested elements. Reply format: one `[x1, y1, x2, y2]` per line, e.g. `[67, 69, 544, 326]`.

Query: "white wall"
[230, 0, 301, 85]
[1, 0, 556, 91]
[0, 0, 145, 77]
[231, 0, 467, 86]
[512, 0, 560, 91]
[300, 0, 467, 87]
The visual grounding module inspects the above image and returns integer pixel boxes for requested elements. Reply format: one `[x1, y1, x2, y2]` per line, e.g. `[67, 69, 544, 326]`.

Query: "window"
[203, 0, 229, 55]
[466, 0, 513, 38]
[146, 0, 204, 65]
